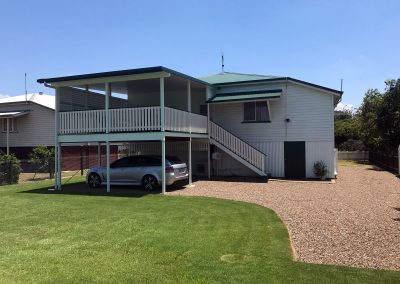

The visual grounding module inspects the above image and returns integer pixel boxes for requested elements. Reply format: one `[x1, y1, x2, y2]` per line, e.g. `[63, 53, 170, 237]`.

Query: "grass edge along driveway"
[0, 180, 399, 283]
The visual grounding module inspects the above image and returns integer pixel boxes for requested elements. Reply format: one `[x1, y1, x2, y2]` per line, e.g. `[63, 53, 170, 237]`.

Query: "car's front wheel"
[142, 175, 158, 191]
[88, 173, 102, 188]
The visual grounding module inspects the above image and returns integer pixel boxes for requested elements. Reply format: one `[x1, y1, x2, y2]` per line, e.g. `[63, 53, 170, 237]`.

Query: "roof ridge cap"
[223, 71, 267, 76]
[201, 71, 280, 78]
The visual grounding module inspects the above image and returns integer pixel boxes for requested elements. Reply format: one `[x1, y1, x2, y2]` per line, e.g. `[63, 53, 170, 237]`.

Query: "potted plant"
[313, 160, 328, 180]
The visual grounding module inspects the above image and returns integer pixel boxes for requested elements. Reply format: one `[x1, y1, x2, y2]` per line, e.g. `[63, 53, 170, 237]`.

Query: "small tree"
[0, 154, 22, 184]
[29, 145, 55, 179]
[313, 161, 328, 180]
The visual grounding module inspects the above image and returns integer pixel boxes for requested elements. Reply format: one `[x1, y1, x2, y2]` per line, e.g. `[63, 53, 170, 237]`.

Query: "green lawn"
[0, 180, 399, 283]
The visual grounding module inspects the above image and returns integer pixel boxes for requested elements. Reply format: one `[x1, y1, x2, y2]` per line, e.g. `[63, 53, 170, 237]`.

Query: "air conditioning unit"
[212, 152, 222, 160]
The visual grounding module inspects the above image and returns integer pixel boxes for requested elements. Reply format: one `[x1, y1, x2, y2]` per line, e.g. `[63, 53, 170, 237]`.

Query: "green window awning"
[207, 89, 281, 103]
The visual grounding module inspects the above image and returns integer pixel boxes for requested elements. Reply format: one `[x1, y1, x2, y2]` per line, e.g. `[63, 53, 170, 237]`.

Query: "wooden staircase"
[209, 121, 267, 177]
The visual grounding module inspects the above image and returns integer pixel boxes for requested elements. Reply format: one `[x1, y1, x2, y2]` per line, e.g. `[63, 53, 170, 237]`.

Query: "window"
[110, 157, 132, 168]
[2, 118, 17, 132]
[243, 101, 270, 122]
[141, 156, 161, 166]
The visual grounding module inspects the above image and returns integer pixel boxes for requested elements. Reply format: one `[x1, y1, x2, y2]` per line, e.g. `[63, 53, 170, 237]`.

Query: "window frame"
[2, 118, 17, 133]
[242, 101, 271, 123]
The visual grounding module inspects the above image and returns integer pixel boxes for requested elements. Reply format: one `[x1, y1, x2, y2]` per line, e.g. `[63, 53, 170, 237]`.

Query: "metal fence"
[20, 156, 86, 184]
[0, 155, 109, 185]
[369, 151, 399, 173]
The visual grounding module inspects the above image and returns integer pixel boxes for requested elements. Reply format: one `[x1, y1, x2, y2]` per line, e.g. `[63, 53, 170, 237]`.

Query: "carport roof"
[37, 66, 212, 87]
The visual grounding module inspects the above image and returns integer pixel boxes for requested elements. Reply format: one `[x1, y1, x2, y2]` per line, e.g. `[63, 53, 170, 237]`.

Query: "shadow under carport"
[20, 180, 188, 198]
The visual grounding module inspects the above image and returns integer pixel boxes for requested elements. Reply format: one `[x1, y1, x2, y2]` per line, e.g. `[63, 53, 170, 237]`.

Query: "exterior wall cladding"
[128, 81, 336, 179]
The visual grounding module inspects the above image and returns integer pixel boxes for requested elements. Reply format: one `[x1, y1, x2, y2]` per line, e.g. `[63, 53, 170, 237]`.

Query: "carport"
[38, 67, 212, 194]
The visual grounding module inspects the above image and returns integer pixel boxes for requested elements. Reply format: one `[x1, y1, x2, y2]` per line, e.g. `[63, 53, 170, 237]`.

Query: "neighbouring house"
[0, 93, 55, 157]
[0, 93, 117, 170]
[37, 66, 342, 192]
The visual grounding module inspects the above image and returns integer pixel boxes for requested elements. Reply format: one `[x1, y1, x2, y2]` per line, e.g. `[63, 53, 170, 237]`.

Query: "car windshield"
[166, 156, 183, 165]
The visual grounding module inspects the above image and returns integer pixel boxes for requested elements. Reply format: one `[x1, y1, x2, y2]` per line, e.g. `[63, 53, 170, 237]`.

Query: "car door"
[122, 156, 143, 184]
[141, 156, 162, 180]
[109, 157, 130, 183]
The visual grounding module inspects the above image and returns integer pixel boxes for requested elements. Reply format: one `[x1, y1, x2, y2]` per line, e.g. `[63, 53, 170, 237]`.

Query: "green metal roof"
[200, 72, 281, 84]
[207, 89, 282, 103]
[37, 66, 212, 86]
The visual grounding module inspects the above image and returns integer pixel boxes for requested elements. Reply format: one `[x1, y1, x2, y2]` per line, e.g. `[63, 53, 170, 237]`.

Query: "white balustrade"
[109, 106, 161, 132]
[59, 109, 106, 134]
[164, 107, 207, 134]
[164, 107, 190, 133]
[209, 121, 265, 172]
[59, 106, 207, 135]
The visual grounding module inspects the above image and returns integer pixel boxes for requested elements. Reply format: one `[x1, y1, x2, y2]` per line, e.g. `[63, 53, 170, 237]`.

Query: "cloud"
[335, 102, 356, 112]
[0, 94, 9, 99]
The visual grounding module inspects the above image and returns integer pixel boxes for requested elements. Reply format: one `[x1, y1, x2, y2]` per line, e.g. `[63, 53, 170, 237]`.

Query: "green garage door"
[284, 141, 306, 179]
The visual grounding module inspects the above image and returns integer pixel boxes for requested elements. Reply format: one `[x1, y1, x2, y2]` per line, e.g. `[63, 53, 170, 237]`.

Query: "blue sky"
[0, 0, 399, 107]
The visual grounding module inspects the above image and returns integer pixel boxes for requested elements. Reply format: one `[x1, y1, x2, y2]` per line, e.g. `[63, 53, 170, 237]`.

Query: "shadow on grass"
[19, 176, 269, 197]
[19, 181, 188, 198]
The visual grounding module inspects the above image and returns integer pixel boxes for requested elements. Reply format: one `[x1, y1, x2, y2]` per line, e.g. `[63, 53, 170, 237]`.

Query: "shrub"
[338, 139, 366, 151]
[0, 154, 22, 184]
[29, 145, 55, 179]
[313, 161, 328, 180]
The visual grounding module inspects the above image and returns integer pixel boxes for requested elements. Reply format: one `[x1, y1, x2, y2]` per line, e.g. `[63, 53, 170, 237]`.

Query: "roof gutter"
[44, 82, 56, 89]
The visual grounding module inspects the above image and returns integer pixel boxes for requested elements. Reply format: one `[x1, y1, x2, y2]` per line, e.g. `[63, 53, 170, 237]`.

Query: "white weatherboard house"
[37, 66, 342, 193]
[0, 93, 55, 156]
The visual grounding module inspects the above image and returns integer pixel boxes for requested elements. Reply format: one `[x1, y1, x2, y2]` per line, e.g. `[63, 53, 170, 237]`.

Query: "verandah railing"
[164, 107, 208, 133]
[59, 107, 208, 135]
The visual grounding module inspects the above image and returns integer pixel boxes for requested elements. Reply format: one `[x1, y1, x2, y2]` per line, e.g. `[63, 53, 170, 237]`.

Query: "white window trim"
[2, 118, 17, 133]
[242, 100, 271, 122]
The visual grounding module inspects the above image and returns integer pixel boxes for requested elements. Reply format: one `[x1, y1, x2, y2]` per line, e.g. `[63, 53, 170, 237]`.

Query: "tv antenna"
[221, 52, 225, 73]
[25, 73, 27, 101]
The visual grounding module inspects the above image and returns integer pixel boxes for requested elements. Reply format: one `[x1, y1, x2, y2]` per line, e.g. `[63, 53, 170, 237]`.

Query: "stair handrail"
[209, 121, 267, 156]
[209, 121, 266, 172]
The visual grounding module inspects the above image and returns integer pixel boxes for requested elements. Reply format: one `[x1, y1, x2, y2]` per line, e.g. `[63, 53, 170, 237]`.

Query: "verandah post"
[160, 77, 166, 194]
[160, 77, 165, 131]
[206, 87, 212, 180]
[105, 82, 111, 193]
[98, 142, 101, 166]
[187, 80, 193, 186]
[161, 137, 166, 194]
[54, 87, 61, 190]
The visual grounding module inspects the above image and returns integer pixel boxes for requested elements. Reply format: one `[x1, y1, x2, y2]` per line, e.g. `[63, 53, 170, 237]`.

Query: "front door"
[284, 141, 306, 179]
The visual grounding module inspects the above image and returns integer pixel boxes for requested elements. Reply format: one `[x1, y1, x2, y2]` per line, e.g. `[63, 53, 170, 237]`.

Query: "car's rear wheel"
[142, 175, 158, 191]
[88, 173, 101, 188]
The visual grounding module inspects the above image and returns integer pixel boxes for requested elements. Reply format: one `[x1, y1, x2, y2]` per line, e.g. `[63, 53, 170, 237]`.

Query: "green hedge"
[0, 154, 22, 184]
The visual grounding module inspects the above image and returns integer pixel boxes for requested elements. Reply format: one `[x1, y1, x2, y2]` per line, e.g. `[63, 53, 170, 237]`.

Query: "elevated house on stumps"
[37, 66, 342, 193]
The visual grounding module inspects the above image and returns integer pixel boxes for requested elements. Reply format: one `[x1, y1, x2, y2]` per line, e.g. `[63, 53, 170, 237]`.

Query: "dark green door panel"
[284, 141, 306, 179]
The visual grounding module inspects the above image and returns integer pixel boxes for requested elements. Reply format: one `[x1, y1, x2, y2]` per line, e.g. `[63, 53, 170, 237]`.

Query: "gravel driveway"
[169, 163, 400, 271]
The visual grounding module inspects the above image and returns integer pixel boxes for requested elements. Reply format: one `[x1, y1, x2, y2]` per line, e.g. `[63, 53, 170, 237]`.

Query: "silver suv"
[86, 155, 188, 190]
